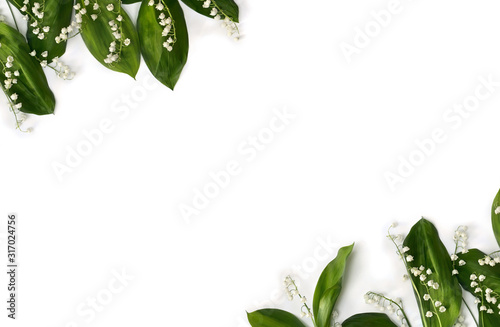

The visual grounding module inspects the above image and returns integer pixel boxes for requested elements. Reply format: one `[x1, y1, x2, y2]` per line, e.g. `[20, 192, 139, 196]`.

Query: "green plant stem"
[211, 1, 238, 32]
[10, 0, 41, 23]
[487, 250, 500, 257]
[289, 278, 316, 326]
[462, 297, 479, 327]
[0, 60, 26, 131]
[387, 227, 431, 327]
[67, 31, 82, 40]
[422, 283, 443, 327]
[6, 0, 20, 31]
[162, 0, 177, 42]
[367, 292, 412, 327]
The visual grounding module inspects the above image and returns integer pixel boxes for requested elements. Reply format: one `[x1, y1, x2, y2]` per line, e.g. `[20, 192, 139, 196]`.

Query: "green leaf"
[247, 309, 308, 327]
[122, 0, 141, 3]
[456, 248, 500, 327]
[79, 0, 140, 78]
[312, 243, 354, 327]
[403, 218, 462, 327]
[180, 0, 239, 22]
[491, 189, 500, 248]
[481, 314, 500, 327]
[0, 22, 55, 115]
[342, 313, 398, 327]
[137, 0, 189, 89]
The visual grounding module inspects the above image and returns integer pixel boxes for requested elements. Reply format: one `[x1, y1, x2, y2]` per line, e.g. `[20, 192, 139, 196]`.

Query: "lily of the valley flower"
[148, 1, 176, 52]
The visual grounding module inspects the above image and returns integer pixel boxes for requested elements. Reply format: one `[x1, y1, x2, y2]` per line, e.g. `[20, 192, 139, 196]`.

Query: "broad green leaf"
[491, 189, 500, 248]
[122, 0, 141, 3]
[481, 314, 500, 327]
[79, 0, 140, 78]
[403, 218, 462, 327]
[342, 313, 398, 327]
[312, 243, 354, 327]
[247, 309, 308, 327]
[137, 0, 189, 89]
[456, 249, 500, 327]
[180, 0, 239, 23]
[0, 22, 55, 115]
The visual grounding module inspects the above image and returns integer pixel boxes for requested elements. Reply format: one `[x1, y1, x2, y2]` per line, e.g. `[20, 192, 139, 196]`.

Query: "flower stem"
[487, 250, 500, 257]
[462, 297, 479, 327]
[387, 226, 430, 327]
[6, 0, 20, 31]
[367, 291, 412, 327]
[291, 279, 315, 326]
[286, 276, 316, 326]
[161, 0, 177, 43]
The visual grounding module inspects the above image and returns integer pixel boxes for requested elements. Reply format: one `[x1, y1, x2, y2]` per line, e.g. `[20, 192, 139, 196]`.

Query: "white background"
[1, 0, 500, 326]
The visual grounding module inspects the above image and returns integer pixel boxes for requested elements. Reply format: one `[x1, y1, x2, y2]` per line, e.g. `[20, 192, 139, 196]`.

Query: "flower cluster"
[1, 55, 27, 131]
[3, 56, 18, 90]
[55, 2, 87, 44]
[29, 51, 74, 79]
[453, 315, 466, 327]
[56, 0, 133, 65]
[478, 253, 500, 267]
[51, 57, 74, 79]
[331, 311, 341, 327]
[17, 0, 78, 76]
[453, 226, 469, 253]
[55, 24, 77, 44]
[387, 225, 419, 283]
[199, 0, 239, 40]
[388, 225, 448, 321]
[388, 224, 416, 279]
[451, 226, 469, 275]
[102, 3, 130, 64]
[284, 276, 313, 320]
[408, 263, 448, 318]
[364, 292, 409, 327]
[19, 0, 49, 40]
[148, 0, 176, 52]
[450, 253, 467, 275]
[29, 49, 46, 66]
[422, 297, 447, 314]
[470, 274, 500, 315]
